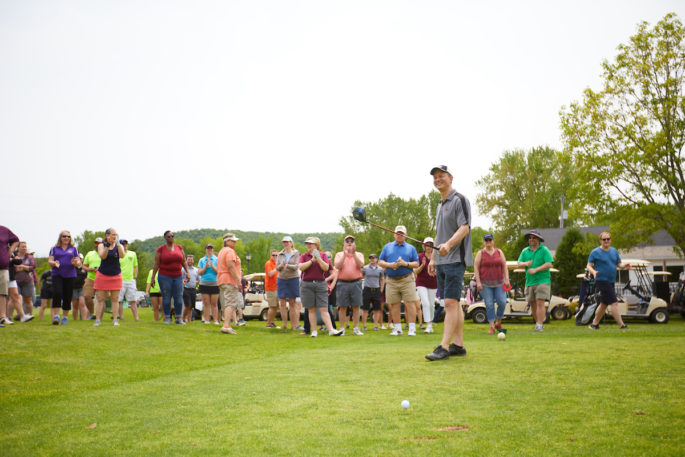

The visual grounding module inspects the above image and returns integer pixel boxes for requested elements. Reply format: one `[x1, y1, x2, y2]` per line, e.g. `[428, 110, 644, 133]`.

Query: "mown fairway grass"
[2, 311, 684, 456]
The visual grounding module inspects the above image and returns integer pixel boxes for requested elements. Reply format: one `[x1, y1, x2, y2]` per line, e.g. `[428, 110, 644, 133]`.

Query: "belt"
[339, 279, 361, 283]
[388, 273, 411, 280]
[364, 287, 381, 291]
[303, 280, 326, 283]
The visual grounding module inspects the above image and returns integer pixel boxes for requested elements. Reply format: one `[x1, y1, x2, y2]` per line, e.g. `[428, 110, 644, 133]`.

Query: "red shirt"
[264, 259, 278, 291]
[415, 252, 437, 288]
[479, 248, 504, 286]
[156, 244, 185, 277]
[299, 252, 331, 282]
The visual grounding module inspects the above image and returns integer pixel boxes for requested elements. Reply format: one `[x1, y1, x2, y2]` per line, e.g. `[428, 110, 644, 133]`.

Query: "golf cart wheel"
[551, 306, 570, 321]
[260, 309, 268, 321]
[471, 308, 488, 324]
[649, 308, 669, 324]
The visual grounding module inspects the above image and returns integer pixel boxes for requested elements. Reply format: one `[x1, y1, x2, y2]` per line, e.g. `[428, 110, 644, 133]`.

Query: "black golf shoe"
[448, 343, 467, 356]
[425, 345, 450, 361]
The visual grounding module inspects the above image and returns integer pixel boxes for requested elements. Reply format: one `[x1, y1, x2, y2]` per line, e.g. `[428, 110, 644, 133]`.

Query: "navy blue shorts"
[436, 262, 466, 300]
[277, 277, 300, 299]
[595, 280, 618, 305]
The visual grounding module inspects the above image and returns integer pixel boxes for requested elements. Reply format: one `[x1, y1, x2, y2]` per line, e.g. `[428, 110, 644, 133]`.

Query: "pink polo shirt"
[334, 252, 364, 281]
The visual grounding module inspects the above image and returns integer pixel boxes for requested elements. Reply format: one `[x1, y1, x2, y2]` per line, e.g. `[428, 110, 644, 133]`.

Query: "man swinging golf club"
[425, 165, 473, 361]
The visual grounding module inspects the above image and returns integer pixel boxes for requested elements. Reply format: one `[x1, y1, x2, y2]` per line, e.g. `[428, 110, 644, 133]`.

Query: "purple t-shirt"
[0, 226, 20, 270]
[299, 252, 331, 282]
[50, 245, 80, 278]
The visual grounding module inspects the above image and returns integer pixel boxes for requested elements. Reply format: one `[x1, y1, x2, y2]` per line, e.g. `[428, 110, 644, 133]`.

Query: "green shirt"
[517, 245, 554, 286]
[146, 270, 160, 294]
[83, 250, 101, 280]
[119, 250, 138, 281]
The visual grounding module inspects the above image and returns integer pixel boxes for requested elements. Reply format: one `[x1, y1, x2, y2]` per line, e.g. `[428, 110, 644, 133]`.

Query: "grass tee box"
[1, 312, 684, 456]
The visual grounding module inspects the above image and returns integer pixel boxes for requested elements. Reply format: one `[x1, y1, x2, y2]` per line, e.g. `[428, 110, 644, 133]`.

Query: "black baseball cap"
[430, 165, 452, 176]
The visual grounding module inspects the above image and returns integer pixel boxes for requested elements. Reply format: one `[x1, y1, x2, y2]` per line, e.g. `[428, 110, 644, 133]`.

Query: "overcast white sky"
[2, 0, 682, 255]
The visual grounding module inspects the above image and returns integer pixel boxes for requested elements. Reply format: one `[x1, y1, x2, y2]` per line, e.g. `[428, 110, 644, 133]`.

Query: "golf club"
[352, 206, 434, 247]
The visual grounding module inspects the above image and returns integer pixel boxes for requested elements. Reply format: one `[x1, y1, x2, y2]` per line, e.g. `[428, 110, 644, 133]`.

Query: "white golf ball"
[498, 332, 506, 340]
[401, 400, 410, 409]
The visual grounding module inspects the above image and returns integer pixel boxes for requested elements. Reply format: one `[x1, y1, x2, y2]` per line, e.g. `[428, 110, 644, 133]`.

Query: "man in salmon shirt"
[264, 249, 279, 328]
[334, 235, 365, 335]
[218, 233, 243, 335]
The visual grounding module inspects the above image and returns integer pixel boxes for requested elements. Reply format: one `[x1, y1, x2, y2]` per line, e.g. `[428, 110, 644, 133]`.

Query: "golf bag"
[575, 274, 599, 326]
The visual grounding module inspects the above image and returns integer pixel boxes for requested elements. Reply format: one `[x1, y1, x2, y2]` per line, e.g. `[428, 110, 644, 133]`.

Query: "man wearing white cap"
[378, 226, 420, 336]
[426, 165, 473, 361]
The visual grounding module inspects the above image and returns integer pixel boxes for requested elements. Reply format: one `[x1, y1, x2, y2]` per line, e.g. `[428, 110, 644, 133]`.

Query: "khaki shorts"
[385, 274, 419, 304]
[220, 284, 244, 309]
[119, 280, 138, 302]
[266, 290, 277, 308]
[0, 269, 8, 295]
[525, 283, 550, 302]
[82, 278, 95, 298]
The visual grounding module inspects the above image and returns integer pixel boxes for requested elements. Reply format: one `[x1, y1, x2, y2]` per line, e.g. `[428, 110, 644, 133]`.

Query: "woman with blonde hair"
[298, 237, 343, 337]
[47, 230, 81, 325]
[93, 228, 126, 327]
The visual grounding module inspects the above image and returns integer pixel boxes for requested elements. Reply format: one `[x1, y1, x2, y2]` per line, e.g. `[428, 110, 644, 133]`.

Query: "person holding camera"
[93, 228, 126, 327]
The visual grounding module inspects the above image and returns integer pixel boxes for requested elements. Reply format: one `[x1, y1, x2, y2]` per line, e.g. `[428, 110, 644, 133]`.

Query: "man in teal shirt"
[517, 229, 554, 332]
[118, 240, 139, 321]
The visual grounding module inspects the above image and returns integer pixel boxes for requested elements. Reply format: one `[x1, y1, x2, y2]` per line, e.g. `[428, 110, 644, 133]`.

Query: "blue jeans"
[480, 285, 507, 322]
[158, 273, 183, 317]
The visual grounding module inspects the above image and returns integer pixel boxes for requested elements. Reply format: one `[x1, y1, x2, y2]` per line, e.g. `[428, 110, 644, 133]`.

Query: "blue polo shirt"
[379, 241, 419, 278]
[588, 247, 621, 282]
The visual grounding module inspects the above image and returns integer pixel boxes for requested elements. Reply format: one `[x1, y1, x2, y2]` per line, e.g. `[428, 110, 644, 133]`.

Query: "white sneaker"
[340, 328, 346, 336]
[424, 326, 434, 334]
[311, 330, 318, 338]
[113, 320, 120, 326]
[329, 329, 344, 336]
[381, 325, 387, 330]
[21, 314, 35, 323]
[408, 328, 416, 336]
[390, 329, 403, 336]
[353, 327, 364, 336]
[93, 320, 101, 327]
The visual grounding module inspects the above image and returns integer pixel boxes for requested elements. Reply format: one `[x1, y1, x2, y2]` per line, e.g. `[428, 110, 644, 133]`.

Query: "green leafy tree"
[560, 13, 685, 256]
[554, 228, 589, 297]
[338, 192, 442, 259]
[241, 237, 276, 275]
[74, 230, 106, 254]
[476, 146, 577, 250]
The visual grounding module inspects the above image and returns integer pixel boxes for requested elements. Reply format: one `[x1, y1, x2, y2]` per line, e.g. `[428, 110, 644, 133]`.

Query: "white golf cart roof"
[244, 273, 266, 281]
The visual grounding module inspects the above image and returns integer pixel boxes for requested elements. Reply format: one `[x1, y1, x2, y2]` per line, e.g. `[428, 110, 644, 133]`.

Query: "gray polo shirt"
[361, 264, 383, 288]
[434, 189, 473, 266]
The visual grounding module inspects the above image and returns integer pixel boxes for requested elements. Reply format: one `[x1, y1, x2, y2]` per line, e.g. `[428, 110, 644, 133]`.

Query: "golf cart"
[575, 259, 670, 324]
[465, 261, 572, 324]
[671, 272, 685, 318]
[241, 273, 271, 321]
